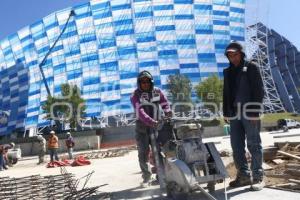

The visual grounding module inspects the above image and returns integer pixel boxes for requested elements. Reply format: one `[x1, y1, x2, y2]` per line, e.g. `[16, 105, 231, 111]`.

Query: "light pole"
[38, 10, 75, 130]
[39, 10, 75, 97]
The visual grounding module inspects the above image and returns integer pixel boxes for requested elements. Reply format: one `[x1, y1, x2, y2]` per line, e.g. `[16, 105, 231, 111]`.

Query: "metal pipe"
[195, 183, 217, 200]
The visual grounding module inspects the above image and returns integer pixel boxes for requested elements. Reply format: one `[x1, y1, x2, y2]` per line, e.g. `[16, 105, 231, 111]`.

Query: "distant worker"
[130, 71, 172, 184]
[37, 135, 46, 164]
[223, 41, 265, 191]
[0, 142, 15, 170]
[48, 130, 59, 162]
[65, 132, 75, 159]
[0, 147, 3, 171]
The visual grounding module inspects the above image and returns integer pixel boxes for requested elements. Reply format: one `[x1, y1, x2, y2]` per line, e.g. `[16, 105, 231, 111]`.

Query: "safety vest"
[48, 135, 59, 149]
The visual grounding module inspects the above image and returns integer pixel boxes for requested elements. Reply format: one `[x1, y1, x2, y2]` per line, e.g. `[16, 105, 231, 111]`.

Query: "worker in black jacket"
[223, 41, 265, 191]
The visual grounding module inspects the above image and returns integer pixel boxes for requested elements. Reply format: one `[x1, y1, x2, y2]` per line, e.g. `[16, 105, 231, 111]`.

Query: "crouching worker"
[37, 135, 46, 164]
[130, 71, 171, 184]
[0, 143, 15, 170]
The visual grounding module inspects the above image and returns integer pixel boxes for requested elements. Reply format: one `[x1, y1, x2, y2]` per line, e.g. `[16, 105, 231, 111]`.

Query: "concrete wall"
[17, 134, 101, 157]
[15, 125, 224, 157]
[97, 125, 225, 148]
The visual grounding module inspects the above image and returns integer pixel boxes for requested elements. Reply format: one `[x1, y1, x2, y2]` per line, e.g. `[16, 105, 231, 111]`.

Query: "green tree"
[42, 83, 86, 130]
[195, 74, 223, 111]
[167, 74, 192, 115]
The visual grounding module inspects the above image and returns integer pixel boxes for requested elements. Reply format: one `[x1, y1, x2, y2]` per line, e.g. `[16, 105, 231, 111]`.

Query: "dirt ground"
[225, 143, 300, 191]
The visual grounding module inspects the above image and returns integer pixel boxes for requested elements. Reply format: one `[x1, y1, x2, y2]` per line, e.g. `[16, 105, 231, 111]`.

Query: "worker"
[37, 135, 46, 164]
[48, 130, 59, 162]
[65, 132, 75, 159]
[223, 41, 265, 191]
[0, 142, 15, 170]
[131, 70, 172, 184]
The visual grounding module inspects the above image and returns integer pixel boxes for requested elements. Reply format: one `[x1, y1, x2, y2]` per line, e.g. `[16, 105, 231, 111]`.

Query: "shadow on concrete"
[110, 186, 168, 200]
[110, 186, 231, 200]
[227, 187, 251, 199]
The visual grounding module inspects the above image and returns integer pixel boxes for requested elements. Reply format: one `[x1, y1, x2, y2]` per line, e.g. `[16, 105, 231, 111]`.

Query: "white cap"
[66, 132, 71, 135]
[50, 130, 55, 134]
[226, 48, 238, 53]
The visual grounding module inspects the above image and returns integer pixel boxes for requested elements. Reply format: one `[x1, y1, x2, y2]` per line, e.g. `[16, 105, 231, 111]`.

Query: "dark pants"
[0, 154, 4, 170]
[67, 148, 73, 159]
[136, 131, 151, 180]
[38, 150, 45, 163]
[49, 148, 59, 162]
[230, 117, 264, 180]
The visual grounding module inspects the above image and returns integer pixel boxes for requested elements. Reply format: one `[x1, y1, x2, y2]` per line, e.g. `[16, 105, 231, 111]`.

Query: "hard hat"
[50, 130, 55, 134]
[66, 132, 71, 135]
[137, 70, 154, 91]
[10, 142, 15, 148]
[37, 135, 43, 140]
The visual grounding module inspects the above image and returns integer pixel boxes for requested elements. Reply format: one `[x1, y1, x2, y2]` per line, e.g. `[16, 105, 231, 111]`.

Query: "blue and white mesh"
[0, 0, 245, 135]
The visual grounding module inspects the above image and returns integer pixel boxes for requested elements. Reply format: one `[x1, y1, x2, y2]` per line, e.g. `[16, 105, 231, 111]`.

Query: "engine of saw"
[175, 123, 209, 165]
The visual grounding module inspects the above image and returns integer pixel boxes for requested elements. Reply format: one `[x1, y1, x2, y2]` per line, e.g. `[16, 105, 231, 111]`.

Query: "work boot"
[143, 176, 151, 184]
[140, 174, 151, 187]
[250, 178, 265, 191]
[229, 175, 252, 188]
[142, 173, 151, 183]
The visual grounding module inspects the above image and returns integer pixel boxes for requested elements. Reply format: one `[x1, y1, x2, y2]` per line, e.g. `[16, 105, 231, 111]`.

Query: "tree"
[42, 83, 86, 130]
[195, 74, 223, 112]
[167, 74, 192, 115]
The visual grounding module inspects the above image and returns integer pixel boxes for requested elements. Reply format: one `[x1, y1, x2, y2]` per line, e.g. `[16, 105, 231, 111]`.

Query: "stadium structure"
[247, 22, 300, 114]
[0, 0, 246, 136]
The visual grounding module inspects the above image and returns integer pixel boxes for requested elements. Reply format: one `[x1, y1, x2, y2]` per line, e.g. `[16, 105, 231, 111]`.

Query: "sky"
[246, 0, 300, 49]
[0, 0, 299, 49]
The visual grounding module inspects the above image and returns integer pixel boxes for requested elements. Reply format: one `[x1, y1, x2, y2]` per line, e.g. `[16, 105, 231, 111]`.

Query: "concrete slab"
[1, 150, 300, 199]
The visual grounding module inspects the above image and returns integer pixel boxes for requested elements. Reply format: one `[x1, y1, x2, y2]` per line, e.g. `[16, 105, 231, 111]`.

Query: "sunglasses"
[141, 80, 151, 84]
[227, 52, 240, 57]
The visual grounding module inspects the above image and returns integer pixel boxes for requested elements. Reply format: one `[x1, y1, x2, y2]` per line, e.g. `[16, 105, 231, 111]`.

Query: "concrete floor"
[1, 128, 300, 199]
[1, 150, 300, 200]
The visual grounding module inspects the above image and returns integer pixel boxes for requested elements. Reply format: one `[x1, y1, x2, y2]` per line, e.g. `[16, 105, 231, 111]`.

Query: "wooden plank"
[286, 169, 300, 176]
[289, 179, 300, 184]
[265, 173, 287, 179]
[272, 159, 285, 165]
[286, 163, 300, 169]
[262, 162, 273, 170]
[277, 150, 300, 161]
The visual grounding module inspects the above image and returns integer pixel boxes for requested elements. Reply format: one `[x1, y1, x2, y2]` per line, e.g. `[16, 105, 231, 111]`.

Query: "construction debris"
[76, 147, 133, 160]
[226, 142, 300, 192]
[263, 142, 300, 192]
[0, 167, 110, 200]
[262, 162, 273, 170]
[272, 159, 285, 165]
[277, 150, 300, 161]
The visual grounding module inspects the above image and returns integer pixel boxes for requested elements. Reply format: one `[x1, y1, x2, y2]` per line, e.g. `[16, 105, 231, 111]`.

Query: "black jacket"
[223, 60, 264, 117]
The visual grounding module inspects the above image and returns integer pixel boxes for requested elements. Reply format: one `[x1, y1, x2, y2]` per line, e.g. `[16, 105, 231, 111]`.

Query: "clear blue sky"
[0, 0, 299, 49]
[246, 0, 300, 49]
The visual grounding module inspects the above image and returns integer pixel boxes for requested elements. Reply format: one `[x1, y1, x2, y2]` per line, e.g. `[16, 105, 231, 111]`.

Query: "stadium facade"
[0, 0, 245, 136]
[264, 24, 300, 113]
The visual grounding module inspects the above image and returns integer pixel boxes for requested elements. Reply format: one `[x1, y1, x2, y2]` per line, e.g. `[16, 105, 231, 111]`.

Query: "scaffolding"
[246, 23, 285, 113]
